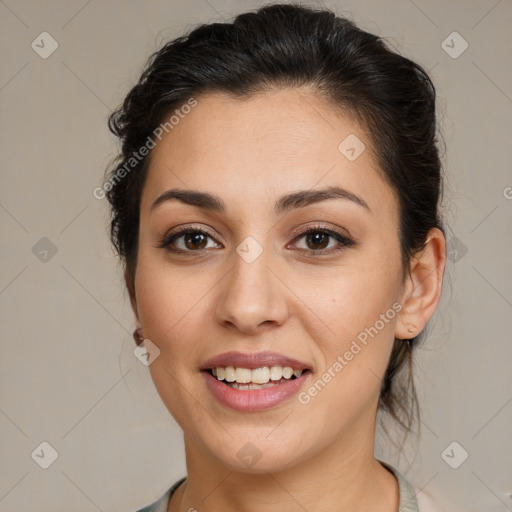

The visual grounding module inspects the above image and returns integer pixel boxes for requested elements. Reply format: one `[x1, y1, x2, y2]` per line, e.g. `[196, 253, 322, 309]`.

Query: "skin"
[129, 87, 446, 512]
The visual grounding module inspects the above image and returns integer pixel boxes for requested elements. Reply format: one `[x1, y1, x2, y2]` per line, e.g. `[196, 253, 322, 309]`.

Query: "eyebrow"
[150, 185, 370, 214]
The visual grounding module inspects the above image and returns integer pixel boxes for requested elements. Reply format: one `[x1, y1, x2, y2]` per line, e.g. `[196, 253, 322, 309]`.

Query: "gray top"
[135, 460, 419, 512]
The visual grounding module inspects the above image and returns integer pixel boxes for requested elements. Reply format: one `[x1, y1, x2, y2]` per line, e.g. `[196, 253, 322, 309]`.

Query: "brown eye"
[157, 228, 222, 252]
[292, 227, 355, 255]
[305, 232, 330, 250]
[183, 232, 208, 250]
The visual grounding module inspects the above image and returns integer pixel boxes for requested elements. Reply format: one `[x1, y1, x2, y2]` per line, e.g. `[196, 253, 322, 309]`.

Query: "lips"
[200, 351, 312, 371]
[200, 351, 312, 411]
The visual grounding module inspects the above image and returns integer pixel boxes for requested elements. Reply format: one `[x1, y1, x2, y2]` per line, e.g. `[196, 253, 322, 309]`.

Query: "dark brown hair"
[104, 3, 444, 440]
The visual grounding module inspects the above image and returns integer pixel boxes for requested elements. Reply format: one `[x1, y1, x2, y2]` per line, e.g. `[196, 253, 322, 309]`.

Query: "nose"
[215, 246, 289, 335]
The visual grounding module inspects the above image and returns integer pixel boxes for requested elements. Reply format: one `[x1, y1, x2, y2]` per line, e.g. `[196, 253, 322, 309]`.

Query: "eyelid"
[168, 223, 219, 240]
[289, 222, 354, 243]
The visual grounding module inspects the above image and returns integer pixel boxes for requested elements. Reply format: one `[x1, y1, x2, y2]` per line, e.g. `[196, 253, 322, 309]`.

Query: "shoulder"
[416, 489, 451, 512]
[379, 460, 450, 512]
[378, 460, 420, 512]
[134, 477, 186, 512]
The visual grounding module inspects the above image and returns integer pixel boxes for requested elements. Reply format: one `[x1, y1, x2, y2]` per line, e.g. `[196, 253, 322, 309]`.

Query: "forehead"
[141, 88, 397, 220]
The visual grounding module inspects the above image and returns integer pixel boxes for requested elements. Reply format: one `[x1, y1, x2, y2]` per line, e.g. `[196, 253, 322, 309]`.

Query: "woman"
[104, 4, 446, 511]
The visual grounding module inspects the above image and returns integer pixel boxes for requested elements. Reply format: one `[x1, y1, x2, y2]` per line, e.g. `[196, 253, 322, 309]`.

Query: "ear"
[395, 227, 447, 339]
[124, 267, 140, 324]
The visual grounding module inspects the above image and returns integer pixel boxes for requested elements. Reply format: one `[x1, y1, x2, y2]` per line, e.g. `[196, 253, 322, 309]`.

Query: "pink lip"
[202, 370, 311, 412]
[201, 351, 311, 371]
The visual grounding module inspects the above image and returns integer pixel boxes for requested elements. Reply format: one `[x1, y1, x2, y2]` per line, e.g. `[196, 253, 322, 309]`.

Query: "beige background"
[1, 0, 511, 511]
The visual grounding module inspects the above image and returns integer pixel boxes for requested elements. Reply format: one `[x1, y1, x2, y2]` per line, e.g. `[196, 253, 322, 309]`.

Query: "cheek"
[134, 261, 213, 428]
[133, 256, 209, 374]
[295, 246, 402, 399]
[295, 276, 400, 435]
[134, 249, 209, 332]
[305, 262, 400, 342]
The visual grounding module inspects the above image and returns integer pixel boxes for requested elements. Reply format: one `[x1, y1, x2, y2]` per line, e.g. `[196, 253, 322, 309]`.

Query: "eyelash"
[156, 224, 355, 256]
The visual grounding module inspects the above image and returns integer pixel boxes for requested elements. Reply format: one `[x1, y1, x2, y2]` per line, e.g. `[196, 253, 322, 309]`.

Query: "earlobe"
[395, 228, 446, 340]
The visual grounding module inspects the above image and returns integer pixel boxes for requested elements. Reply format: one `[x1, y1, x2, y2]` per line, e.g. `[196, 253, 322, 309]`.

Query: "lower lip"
[202, 370, 310, 412]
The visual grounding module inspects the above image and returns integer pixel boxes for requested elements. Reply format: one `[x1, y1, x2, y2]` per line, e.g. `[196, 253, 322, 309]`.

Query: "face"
[133, 88, 406, 472]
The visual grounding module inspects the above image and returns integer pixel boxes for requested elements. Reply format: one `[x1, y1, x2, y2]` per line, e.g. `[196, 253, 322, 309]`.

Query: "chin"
[203, 430, 311, 474]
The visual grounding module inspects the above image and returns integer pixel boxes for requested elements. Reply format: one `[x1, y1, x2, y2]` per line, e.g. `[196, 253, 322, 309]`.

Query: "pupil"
[185, 233, 207, 250]
[307, 233, 328, 249]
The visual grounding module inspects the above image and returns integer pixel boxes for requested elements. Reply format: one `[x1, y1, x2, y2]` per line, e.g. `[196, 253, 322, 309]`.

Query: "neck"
[169, 416, 399, 512]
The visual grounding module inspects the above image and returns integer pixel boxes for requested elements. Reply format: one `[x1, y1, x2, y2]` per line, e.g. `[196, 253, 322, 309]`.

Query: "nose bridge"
[215, 239, 288, 333]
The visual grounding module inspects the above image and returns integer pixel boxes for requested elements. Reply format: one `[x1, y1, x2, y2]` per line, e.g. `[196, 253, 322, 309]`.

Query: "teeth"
[235, 367, 252, 383]
[251, 366, 270, 384]
[210, 365, 305, 385]
[224, 366, 236, 382]
[269, 365, 282, 381]
[282, 367, 293, 379]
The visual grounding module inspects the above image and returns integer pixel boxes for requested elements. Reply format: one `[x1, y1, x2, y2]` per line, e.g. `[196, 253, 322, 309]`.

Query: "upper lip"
[201, 351, 311, 371]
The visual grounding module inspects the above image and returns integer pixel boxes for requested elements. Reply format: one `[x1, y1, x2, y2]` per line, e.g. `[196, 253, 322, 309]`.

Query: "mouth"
[201, 364, 312, 412]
